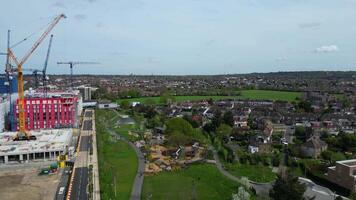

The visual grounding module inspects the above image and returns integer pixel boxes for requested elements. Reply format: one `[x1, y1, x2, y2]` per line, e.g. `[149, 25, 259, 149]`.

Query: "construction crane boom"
[57, 61, 99, 88]
[18, 14, 65, 66]
[42, 34, 53, 96]
[7, 14, 66, 141]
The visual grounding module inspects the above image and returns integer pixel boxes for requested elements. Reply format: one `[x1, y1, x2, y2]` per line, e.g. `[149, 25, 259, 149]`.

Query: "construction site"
[0, 13, 100, 200]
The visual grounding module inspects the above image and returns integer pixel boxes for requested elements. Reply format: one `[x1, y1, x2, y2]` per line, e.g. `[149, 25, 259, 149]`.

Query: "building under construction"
[11, 90, 82, 131]
[0, 129, 73, 164]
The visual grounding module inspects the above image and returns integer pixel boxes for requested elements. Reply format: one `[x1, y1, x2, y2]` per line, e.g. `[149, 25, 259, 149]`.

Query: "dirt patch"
[0, 167, 61, 200]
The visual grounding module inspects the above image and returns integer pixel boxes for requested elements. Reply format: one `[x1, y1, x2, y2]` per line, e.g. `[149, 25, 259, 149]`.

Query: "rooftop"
[337, 159, 356, 167]
[0, 129, 72, 156]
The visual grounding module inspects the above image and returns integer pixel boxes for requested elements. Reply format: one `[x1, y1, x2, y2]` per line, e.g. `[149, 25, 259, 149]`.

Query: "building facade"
[13, 96, 78, 130]
[0, 98, 6, 132]
[0, 76, 18, 94]
[78, 86, 91, 101]
[327, 159, 356, 192]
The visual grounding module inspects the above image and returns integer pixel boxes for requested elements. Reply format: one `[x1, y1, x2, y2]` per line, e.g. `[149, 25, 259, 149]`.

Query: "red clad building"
[13, 97, 78, 130]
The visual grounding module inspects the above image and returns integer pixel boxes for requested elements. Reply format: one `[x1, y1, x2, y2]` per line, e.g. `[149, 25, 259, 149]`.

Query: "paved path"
[105, 110, 145, 200]
[211, 146, 340, 200]
[211, 146, 273, 196]
[91, 110, 101, 200]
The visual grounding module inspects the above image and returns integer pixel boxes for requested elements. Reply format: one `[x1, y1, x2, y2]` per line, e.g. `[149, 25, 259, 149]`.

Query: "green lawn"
[117, 95, 239, 105]
[117, 90, 301, 105]
[225, 163, 276, 183]
[96, 110, 138, 200]
[240, 90, 301, 102]
[142, 164, 243, 200]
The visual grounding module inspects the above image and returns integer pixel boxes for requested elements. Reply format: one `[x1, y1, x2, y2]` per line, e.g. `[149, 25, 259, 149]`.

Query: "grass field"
[142, 164, 243, 200]
[96, 109, 138, 200]
[240, 90, 301, 102]
[225, 163, 276, 183]
[117, 95, 238, 105]
[117, 90, 301, 105]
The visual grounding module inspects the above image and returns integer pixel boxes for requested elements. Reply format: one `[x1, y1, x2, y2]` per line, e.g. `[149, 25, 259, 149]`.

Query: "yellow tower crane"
[7, 14, 66, 141]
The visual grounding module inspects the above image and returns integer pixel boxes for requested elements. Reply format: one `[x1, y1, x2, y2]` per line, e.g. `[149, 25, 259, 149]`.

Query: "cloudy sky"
[0, 0, 356, 75]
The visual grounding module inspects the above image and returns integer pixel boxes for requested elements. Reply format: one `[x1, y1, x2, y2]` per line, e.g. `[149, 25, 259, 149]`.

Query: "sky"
[0, 0, 356, 75]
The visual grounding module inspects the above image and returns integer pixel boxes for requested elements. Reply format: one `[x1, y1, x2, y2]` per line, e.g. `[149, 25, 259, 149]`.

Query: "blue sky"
[1, 0, 356, 75]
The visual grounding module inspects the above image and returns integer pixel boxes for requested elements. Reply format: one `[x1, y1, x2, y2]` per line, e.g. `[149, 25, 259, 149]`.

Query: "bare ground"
[0, 166, 61, 200]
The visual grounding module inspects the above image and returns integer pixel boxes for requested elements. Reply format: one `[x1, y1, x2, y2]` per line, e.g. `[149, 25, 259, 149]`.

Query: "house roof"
[303, 136, 327, 149]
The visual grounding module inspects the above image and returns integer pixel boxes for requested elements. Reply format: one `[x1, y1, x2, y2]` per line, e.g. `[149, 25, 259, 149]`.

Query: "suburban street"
[67, 110, 94, 200]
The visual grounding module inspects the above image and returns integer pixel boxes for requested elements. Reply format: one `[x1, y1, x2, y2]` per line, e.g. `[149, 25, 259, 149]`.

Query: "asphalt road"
[79, 136, 90, 152]
[71, 167, 89, 200]
[85, 111, 93, 118]
[55, 167, 71, 200]
[83, 120, 93, 131]
[299, 177, 337, 200]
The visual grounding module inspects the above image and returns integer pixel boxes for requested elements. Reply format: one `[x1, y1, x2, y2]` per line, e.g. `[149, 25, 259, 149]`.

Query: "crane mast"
[57, 61, 99, 89]
[7, 14, 66, 140]
[43, 34, 53, 97]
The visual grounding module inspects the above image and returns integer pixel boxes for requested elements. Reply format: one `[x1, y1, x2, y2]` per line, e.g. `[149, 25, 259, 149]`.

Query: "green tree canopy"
[223, 111, 234, 127]
[166, 117, 194, 136]
[120, 100, 130, 109]
[216, 124, 232, 139]
[269, 171, 307, 200]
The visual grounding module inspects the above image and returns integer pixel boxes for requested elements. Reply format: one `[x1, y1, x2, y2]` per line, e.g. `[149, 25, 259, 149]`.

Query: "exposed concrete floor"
[0, 166, 61, 200]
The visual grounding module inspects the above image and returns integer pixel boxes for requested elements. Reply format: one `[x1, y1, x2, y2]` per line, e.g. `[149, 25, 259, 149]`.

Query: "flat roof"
[0, 129, 72, 156]
[337, 159, 356, 167]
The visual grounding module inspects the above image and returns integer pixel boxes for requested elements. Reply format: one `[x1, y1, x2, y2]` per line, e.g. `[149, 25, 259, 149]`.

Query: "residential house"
[300, 136, 327, 158]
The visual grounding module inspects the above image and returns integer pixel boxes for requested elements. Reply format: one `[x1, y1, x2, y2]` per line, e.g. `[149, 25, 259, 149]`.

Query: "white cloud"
[314, 45, 339, 53]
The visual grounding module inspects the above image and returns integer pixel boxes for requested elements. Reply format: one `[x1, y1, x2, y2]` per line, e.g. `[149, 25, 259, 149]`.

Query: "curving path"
[106, 111, 145, 200]
[210, 147, 272, 196]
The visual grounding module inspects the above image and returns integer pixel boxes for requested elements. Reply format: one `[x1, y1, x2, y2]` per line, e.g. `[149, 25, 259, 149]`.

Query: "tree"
[160, 90, 175, 105]
[223, 111, 234, 127]
[166, 117, 194, 136]
[167, 131, 190, 147]
[183, 115, 200, 128]
[269, 171, 308, 200]
[216, 124, 232, 140]
[349, 192, 356, 200]
[120, 100, 130, 109]
[297, 100, 313, 113]
[232, 186, 251, 200]
[294, 126, 308, 142]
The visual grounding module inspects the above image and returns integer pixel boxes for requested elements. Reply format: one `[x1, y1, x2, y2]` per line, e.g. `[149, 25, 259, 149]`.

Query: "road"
[68, 110, 92, 200]
[55, 167, 71, 200]
[299, 177, 338, 200]
[71, 167, 89, 200]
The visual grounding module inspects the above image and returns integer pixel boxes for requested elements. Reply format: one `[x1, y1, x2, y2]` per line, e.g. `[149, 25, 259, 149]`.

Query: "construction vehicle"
[7, 14, 66, 141]
[57, 61, 99, 88]
[39, 163, 58, 175]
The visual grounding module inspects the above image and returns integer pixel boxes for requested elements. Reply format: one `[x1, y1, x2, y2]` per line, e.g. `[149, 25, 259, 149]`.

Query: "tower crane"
[29, 34, 53, 95]
[57, 61, 99, 88]
[7, 14, 66, 141]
